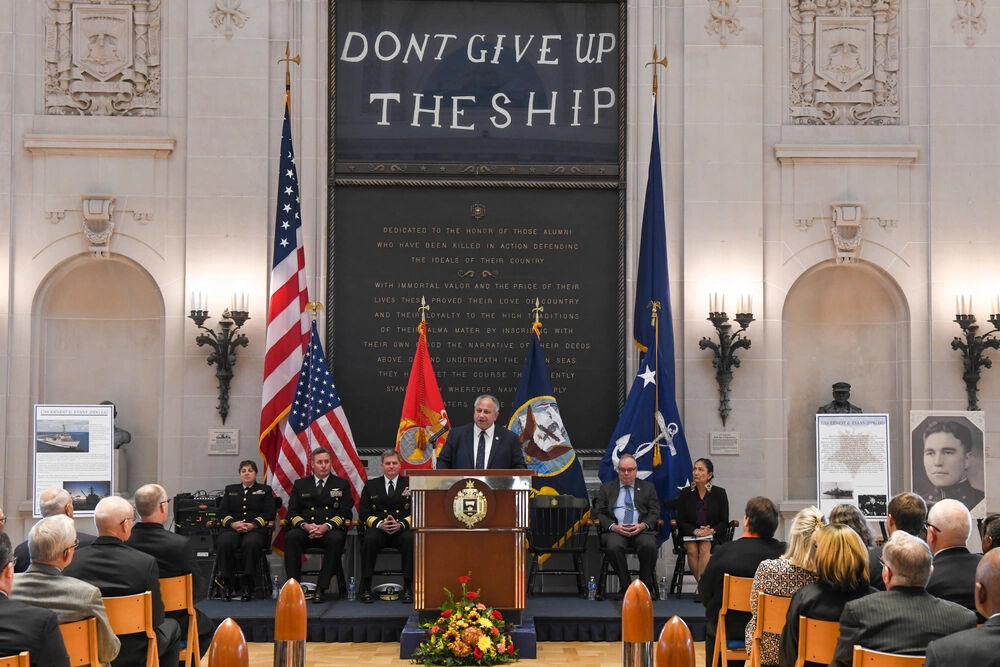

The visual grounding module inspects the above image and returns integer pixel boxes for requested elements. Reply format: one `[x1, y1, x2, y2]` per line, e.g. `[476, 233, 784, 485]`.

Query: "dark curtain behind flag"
[600, 103, 692, 542]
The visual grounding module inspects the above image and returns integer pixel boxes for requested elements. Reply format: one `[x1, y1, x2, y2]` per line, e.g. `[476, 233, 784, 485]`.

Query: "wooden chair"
[0, 653, 28, 667]
[160, 574, 200, 666]
[59, 617, 101, 667]
[526, 495, 590, 596]
[711, 574, 754, 667]
[102, 591, 159, 667]
[749, 592, 792, 667]
[794, 616, 840, 667]
[852, 646, 925, 666]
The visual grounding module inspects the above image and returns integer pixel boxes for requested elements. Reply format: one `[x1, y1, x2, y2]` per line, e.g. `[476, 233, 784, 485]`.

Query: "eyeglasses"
[159, 499, 171, 508]
[923, 521, 939, 533]
[879, 557, 891, 572]
[0, 516, 6, 524]
[618, 466, 637, 473]
[63, 538, 80, 555]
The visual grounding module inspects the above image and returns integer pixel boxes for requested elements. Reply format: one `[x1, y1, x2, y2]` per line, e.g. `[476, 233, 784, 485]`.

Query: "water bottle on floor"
[347, 576, 357, 601]
[587, 576, 596, 600]
[659, 575, 668, 600]
[272, 576, 279, 600]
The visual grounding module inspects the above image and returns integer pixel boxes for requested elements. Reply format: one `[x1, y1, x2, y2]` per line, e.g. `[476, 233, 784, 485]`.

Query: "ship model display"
[37, 424, 80, 450]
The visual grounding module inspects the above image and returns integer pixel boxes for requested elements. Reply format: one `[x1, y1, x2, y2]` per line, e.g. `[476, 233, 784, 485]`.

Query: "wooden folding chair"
[0, 653, 28, 667]
[749, 591, 792, 667]
[102, 591, 159, 667]
[160, 574, 200, 666]
[794, 616, 840, 667]
[711, 573, 754, 667]
[852, 646, 925, 666]
[59, 617, 101, 667]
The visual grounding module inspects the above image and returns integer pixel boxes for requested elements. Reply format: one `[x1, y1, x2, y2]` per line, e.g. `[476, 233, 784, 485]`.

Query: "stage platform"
[196, 593, 708, 644]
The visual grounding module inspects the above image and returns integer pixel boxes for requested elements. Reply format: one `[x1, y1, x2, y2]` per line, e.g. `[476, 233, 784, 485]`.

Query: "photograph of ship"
[35, 419, 89, 453]
[64, 481, 109, 511]
[821, 482, 854, 499]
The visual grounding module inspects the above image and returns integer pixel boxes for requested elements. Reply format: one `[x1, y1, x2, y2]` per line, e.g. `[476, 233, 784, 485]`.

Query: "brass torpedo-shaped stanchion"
[622, 578, 654, 666]
[273, 579, 307, 666]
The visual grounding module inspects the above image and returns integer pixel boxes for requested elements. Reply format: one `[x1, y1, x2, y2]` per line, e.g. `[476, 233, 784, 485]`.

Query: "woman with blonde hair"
[745, 506, 825, 666]
[778, 523, 874, 667]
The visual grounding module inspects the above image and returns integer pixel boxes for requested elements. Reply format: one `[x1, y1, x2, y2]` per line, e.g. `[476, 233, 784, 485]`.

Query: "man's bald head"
[926, 498, 972, 552]
[975, 548, 1000, 618]
[93, 496, 134, 539]
[39, 487, 73, 518]
[134, 484, 168, 521]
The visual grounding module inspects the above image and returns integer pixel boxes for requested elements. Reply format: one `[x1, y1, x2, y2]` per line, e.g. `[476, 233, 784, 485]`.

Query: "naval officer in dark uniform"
[284, 447, 353, 603]
[358, 450, 413, 603]
[918, 419, 985, 510]
[215, 460, 276, 600]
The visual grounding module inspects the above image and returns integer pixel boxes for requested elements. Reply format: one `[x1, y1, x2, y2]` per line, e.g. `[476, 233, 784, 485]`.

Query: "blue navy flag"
[508, 323, 588, 500]
[601, 99, 692, 542]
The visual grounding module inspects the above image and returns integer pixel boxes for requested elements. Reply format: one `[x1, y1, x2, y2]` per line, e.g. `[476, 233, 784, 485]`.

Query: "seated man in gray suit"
[831, 531, 977, 666]
[14, 488, 97, 572]
[11, 515, 119, 666]
[925, 547, 1000, 666]
[926, 498, 983, 619]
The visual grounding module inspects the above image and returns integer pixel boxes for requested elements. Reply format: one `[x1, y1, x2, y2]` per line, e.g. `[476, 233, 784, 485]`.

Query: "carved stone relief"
[789, 0, 899, 125]
[953, 0, 986, 46]
[706, 0, 744, 46]
[44, 1, 161, 116]
[210, 0, 249, 40]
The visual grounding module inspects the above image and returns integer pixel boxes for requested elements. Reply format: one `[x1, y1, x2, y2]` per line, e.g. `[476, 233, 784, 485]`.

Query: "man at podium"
[437, 395, 526, 470]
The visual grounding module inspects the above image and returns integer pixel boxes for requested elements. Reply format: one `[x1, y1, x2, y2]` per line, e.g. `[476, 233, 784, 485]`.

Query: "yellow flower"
[468, 610, 481, 623]
[443, 629, 460, 644]
[477, 635, 493, 651]
[478, 616, 493, 629]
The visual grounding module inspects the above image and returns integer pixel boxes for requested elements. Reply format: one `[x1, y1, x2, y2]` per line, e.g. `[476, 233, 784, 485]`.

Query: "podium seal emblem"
[453, 480, 488, 528]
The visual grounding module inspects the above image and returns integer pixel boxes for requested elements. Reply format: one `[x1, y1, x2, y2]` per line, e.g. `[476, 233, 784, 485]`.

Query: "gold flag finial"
[278, 43, 301, 90]
[418, 295, 430, 323]
[645, 46, 669, 98]
[531, 297, 544, 325]
[306, 300, 324, 319]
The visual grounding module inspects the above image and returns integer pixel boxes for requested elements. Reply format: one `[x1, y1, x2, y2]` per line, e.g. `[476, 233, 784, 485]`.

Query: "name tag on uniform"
[252, 489, 266, 495]
[330, 489, 343, 497]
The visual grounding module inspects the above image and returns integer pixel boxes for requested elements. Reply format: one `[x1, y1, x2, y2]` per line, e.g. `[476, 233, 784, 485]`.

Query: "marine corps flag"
[508, 321, 588, 500]
[395, 319, 450, 470]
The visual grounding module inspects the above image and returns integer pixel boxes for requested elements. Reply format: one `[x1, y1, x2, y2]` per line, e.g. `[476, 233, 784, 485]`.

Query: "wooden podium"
[408, 469, 534, 610]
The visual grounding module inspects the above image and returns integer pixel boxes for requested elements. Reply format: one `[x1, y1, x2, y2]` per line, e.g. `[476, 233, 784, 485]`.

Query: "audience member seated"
[828, 504, 874, 548]
[216, 459, 276, 601]
[11, 515, 119, 666]
[671, 457, 729, 587]
[868, 492, 926, 590]
[63, 496, 181, 667]
[745, 506, 824, 665]
[0, 505, 5, 534]
[925, 497, 983, 620]
[283, 447, 353, 604]
[983, 513, 1000, 554]
[14, 488, 97, 573]
[127, 483, 212, 656]
[829, 530, 975, 666]
[358, 450, 413, 604]
[594, 453, 660, 600]
[778, 523, 874, 667]
[925, 548, 1000, 666]
[700, 496, 785, 664]
[0, 532, 70, 666]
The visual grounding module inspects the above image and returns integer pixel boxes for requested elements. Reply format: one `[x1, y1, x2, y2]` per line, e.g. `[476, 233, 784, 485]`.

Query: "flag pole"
[645, 46, 668, 100]
[279, 42, 301, 93]
[649, 301, 662, 466]
[531, 298, 544, 336]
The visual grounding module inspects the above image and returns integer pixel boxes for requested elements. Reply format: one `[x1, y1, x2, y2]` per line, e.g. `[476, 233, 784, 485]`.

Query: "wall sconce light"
[189, 291, 250, 423]
[699, 293, 754, 425]
[951, 294, 1000, 410]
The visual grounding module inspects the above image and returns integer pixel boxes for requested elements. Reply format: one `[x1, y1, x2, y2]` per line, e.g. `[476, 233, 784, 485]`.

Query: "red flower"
[508, 643, 515, 656]
[458, 575, 471, 584]
[441, 609, 453, 618]
[466, 591, 478, 601]
[431, 625, 440, 634]
[491, 626, 500, 636]
[491, 610, 503, 620]
[474, 647, 483, 659]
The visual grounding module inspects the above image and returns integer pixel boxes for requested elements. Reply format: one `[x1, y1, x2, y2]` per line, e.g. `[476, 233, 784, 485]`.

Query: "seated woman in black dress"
[674, 458, 729, 584]
[216, 459, 276, 600]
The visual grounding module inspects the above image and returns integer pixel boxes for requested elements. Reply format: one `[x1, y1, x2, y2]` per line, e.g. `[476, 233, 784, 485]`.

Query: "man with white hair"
[830, 531, 976, 666]
[14, 487, 97, 572]
[11, 515, 119, 665]
[926, 497, 984, 619]
[62, 495, 180, 667]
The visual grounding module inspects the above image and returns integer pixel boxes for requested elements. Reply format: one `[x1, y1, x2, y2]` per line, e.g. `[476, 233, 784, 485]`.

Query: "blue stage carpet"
[196, 594, 707, 643]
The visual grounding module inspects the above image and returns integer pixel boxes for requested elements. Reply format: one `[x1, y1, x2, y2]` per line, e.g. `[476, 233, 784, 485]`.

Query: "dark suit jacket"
[62, 536, 166, 667]
[359, 475, 412, 530]
[287, 474, 353, 529]
[14, 530, 96, 573]
[926, 546, 983, 618]
[867, 543, 885, 590]
[436, 423, 527, 470]
[830, 586, 977, 667]
[594, 478, 660, 533]
[672, 484, 729, 544]
[699, 535, 786, 645]
[777, 580, 874, 667]
[925, 614, 1000, 666]
[0, 592, 70, 667]
[218, 482, 276, 529]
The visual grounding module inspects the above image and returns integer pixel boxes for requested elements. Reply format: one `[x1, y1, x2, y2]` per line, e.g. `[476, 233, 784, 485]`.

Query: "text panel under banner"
[332, 186, 621, 451]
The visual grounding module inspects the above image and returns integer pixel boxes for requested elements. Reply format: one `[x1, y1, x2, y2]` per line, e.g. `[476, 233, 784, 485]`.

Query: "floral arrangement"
[411, 575, 519, 665]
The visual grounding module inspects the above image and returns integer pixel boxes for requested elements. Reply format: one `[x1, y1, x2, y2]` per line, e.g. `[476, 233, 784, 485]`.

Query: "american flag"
[283, 321, 366, 506]
[259, 91, 312, 502]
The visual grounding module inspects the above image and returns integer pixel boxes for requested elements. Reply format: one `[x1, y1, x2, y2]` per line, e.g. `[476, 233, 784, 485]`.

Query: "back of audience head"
[975, 549, 1000, 617]
[829, 503, 875, 547]
[926, 498, 972, 552]
[814, 523, 870, 592]
[983, 514, 1000, 553]
[0, 533, 12, 592]
[744, 496, 779, 539]
[39, 488, 73, 518]
[783, 506, 825, 570]
[27, 514, 76, 564]
[94, 496, 135, 539]
[880, 530, 933, 588]
[887, 492, 927, 536]
[134, 483, 169, 520]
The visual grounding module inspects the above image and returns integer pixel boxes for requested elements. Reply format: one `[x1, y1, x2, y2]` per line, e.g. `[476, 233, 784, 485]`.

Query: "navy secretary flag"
[508, 322, 588, 500]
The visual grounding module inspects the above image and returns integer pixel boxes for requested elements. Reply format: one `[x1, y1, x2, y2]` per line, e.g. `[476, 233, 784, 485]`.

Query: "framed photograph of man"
[910, 410, 986, 517]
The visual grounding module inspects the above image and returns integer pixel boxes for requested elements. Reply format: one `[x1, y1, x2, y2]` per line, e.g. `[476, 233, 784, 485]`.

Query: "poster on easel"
[33, 404, 115, 517]
[816, 413, 891, 519]
[910, 410, 986, 518]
